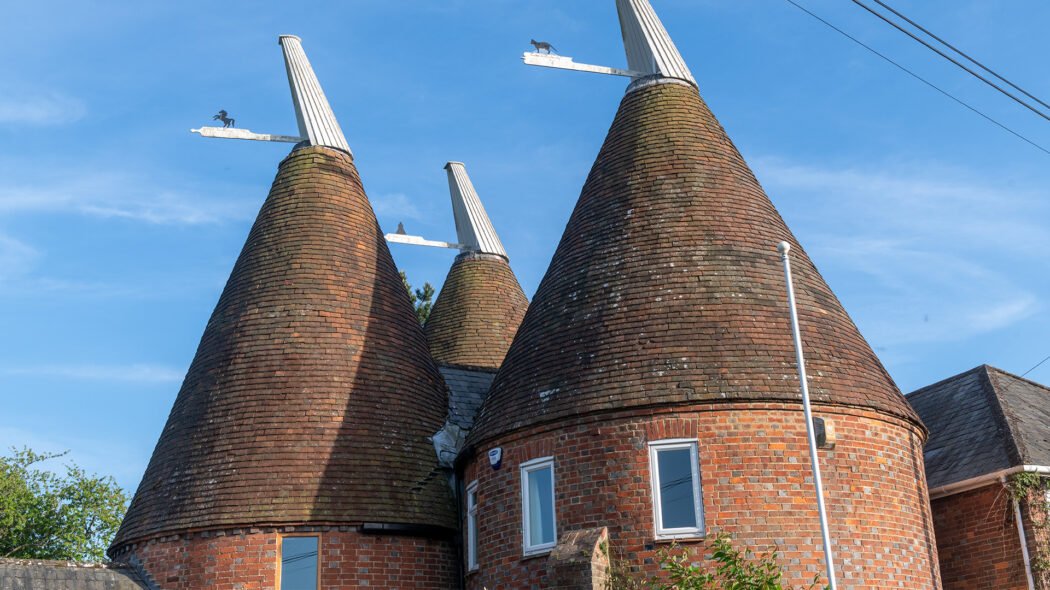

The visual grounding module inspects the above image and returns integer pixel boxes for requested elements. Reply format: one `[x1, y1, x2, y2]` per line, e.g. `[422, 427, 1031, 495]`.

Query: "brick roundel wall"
[110, 526, 458, 589]
[463, 403, 941, 590]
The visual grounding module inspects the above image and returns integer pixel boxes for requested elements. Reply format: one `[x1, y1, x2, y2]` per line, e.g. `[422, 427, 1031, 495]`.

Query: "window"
[278, 535, 319, 590]
[466, 480, 479, 571]
[521, 456, 556, 555]
[649, 439, 704, 539]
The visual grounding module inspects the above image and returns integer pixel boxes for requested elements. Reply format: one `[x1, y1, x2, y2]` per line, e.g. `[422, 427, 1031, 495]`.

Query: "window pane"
[528, 467, 555, 546]
[467, 483, 478, 568]
[281, 537, 318, 590]
[468, 514, 478, 567]
[658, 448, 697, 529]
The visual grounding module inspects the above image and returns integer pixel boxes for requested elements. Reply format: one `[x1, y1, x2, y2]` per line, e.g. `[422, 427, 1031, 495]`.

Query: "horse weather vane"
[212, 110, 235, 128]
[190, 35, 351, 153]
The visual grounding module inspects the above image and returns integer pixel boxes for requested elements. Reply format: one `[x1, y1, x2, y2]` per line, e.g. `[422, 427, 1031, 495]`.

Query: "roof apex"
[616, 0, 696, 90]
[908, 363, 1050, 488]
[279, 35, 352, 155]
[444, 161, 507, 258]
[113, 147, 454, 548]
[469, 82, 917, 444]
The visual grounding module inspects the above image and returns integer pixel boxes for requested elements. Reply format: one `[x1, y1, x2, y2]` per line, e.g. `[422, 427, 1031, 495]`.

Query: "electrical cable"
[781, 0, 1050, 157]
[1020, 354, 1050, 379]
[869, 0, 1050, 113]
[850, 0, 1050, 122]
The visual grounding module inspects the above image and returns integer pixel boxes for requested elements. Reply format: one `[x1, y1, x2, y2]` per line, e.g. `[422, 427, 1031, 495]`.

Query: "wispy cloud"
[0, 93, 86, 125]
[0, 426, 148, 493]
[753, 159, 1050, 256]
[371, 192, 424, 222]
[753, 157, 1047, 347]
[0, 363, 185, 383]
[0, 171, 258, 225]
[0, 233, 40, 280]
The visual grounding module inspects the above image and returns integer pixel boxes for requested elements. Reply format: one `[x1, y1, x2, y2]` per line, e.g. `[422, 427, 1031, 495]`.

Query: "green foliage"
[0, 447, 129, 561]
[400, 270, 436, 325]
[1008, 471, 1044, 501]
[608, 533, 824, 590]
[1005, 473, 1050, 587]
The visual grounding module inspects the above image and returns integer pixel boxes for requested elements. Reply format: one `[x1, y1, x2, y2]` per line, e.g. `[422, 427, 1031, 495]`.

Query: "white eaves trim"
[928, 465, 1050, 500]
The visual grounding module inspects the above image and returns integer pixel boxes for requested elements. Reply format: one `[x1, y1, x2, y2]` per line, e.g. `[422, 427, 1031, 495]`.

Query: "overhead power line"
[850, 0, 1050, 122]
[781, 0, 1050, 157]
[1021, 354, 1050, 379]
[868, 0, 1050, 113]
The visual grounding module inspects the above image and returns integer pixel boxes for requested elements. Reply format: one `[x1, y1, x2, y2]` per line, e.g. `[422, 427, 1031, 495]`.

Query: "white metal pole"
[777, 241, 838, 590]
[1005, 474, 1037, 590]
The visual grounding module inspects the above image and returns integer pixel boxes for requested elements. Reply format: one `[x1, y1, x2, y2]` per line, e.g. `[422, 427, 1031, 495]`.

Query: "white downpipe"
[1005, 476, 1037, 590]
[778, 241, 838, 590]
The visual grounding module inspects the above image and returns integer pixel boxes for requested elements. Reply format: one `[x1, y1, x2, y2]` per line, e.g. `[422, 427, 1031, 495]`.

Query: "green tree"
[608, 533, 824, 590]
[400, 270, 436, 325]
[0, 447, 129, 562]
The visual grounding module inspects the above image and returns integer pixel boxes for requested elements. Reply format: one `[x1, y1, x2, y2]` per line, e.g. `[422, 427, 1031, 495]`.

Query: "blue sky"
[2, 0, 1048, 493]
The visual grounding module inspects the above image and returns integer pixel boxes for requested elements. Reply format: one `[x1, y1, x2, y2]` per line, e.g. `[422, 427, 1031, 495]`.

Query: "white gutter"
[928, 465, 1050, 500]
[1003, 475, 1037, 590]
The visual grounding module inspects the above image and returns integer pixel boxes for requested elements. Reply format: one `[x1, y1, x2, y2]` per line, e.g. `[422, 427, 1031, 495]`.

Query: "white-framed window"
[649, 439, 704, 539]
[466, 479, 479, 571]
[278, 534, 320, 590]
[520, 456, 557, 555]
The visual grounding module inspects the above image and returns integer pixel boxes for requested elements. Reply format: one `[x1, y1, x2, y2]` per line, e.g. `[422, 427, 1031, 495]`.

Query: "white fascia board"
[928, 465, 1050, 500]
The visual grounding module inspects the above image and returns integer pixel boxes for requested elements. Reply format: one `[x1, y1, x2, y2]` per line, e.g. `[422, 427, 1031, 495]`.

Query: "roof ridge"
[978, 365, 1027, 465]
[985, 363, 1050, 395]
[905, 364, 986, 398]
[982, 364, 1050, 466]
[0, 558, 134, 569]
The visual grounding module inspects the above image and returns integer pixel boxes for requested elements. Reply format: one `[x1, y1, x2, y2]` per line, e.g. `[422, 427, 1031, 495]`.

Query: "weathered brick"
[931, 484, 1043, 590]
[469, 82, 921, 445]
[463, 405, 940, 589]
[110, 527, 457, 590]
[111, 145, 455, 562]
[425, 252, 528, 371]
[463, 80, 937, 589]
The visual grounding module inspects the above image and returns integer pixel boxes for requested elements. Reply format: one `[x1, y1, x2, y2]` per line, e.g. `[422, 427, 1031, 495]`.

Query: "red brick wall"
[932, 483, 1028, 589]
[463, 403, 940, 590]
[111, 526, 458, 589]
[1026, 487, 1050, 590]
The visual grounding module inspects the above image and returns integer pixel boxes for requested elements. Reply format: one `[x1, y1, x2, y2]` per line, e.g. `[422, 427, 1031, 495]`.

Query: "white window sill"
[522, 547, 554, 560]
[654, 532, 706, 543]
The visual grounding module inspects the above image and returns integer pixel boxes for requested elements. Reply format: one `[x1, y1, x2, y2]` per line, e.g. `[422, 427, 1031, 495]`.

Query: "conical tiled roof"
[424, 162, 528, 370]
[469, 81, 921, 444]
[425, 252, 529, 370]
[113, 146, 454, 548]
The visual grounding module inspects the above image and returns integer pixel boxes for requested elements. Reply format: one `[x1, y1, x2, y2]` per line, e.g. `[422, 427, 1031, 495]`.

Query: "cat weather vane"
[522, 0, 695, 86]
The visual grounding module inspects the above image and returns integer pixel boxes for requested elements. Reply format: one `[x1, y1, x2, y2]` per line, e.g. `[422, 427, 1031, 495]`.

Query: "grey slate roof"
[0, 559, 148, 590]
[440, 364, 496, 430]
[907, 365, 1050, 489]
